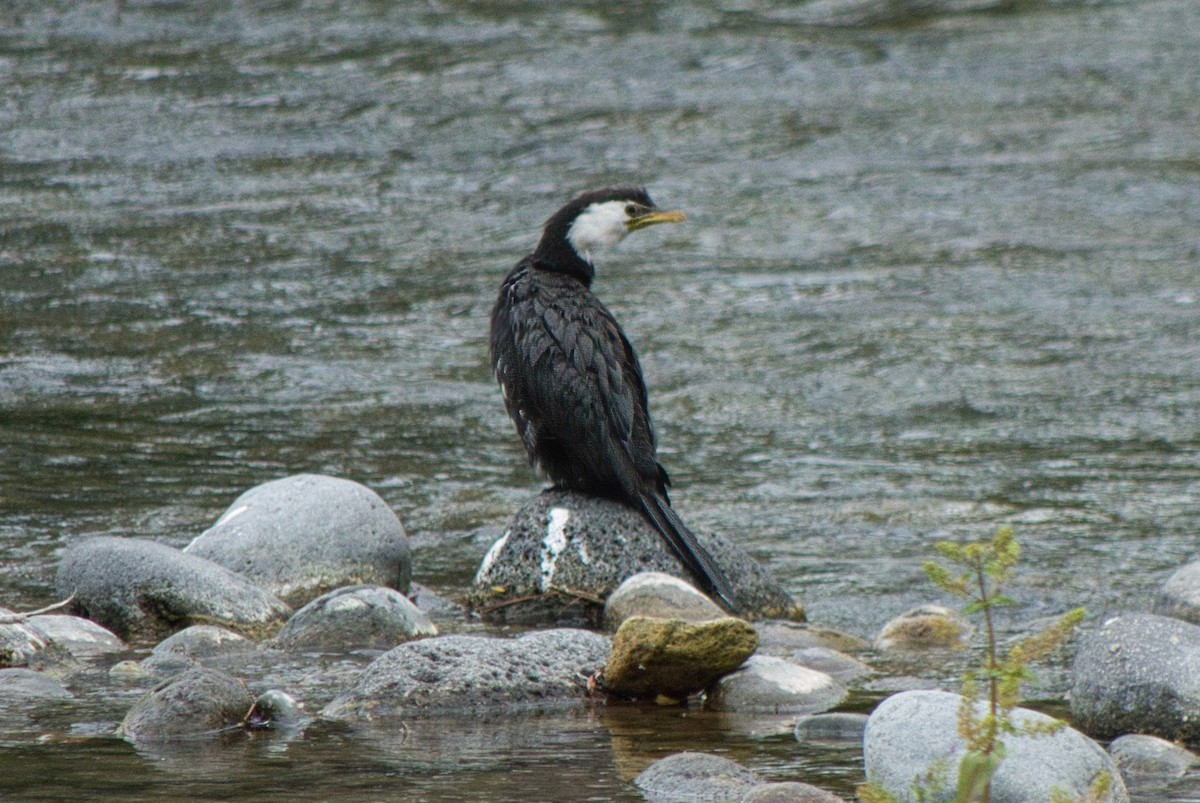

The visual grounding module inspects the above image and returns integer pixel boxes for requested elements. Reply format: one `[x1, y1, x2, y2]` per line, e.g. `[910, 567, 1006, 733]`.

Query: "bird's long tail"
[637, 494, 741, 614]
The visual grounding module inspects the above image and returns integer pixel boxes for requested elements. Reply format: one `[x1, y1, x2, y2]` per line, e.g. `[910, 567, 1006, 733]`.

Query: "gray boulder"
[140, 624, 253, 676]
[470, 489, 801, 625]
[55, 536, 290, 641]
[1071, 612, 1200, 742]
[185, 474, 411, 606]
[706, 655, 847, 715]
[271, 584, 436, 652]
[321, 628, 610, 722]
[742, 783, 847, 803]
[864, 689, 1128, 802]
[118, 667, 254, 742]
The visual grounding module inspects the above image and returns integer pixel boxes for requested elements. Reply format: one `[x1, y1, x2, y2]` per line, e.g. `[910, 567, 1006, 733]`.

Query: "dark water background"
[2, 0, 1198, 799]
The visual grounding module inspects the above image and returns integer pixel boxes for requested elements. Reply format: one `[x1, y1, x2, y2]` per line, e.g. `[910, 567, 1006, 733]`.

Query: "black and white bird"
[489, 187, 739, 613]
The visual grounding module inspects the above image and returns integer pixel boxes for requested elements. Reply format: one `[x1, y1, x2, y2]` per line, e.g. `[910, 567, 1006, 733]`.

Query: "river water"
[2, 0, 1198, 799]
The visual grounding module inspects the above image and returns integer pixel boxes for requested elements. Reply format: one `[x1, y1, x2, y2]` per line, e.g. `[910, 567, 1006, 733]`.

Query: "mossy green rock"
[604, 615, 757, 699]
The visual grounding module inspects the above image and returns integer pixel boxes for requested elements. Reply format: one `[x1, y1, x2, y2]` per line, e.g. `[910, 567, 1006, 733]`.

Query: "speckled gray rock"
[321, 628, 610, 721]
[470, 489, 801, 624]
[864, 689, 1128, 802]
[788, 646, 872, 684]
[1108, 734, 1197, 780]
[140, 624, 252, 675]
[1071, 612, 1200, 742]
[24, 615, 126, 657]
[118, 667, 254, 742]
[873, 604, 972, 651]
[0, 668, 73, 701]
[271, 584, 436, 652]
[1153, 561, 1200, 624]
[706, 654, 847, 715]
[185, 474, 411, 606]
[55, 536, 291, 641]
[634, 751, 761, 802]
[602, 571, 727, 630]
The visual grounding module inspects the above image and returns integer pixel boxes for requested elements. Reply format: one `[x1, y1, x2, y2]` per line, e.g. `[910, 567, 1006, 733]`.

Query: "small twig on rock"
[0, 593, 76, 624]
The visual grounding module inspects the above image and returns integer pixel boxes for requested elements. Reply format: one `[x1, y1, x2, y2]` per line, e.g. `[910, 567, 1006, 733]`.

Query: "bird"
[489, 187, 740, 613]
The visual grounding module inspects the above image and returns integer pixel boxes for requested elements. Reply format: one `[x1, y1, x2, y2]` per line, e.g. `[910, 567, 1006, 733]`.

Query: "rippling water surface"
[2, 0, 1199, 799]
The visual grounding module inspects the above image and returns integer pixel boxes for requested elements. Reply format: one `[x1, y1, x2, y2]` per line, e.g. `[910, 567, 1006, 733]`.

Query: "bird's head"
[534, 187, 686, 281]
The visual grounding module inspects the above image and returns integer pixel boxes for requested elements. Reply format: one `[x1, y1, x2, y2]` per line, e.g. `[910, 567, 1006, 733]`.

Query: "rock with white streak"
[469, 489, 800, 625]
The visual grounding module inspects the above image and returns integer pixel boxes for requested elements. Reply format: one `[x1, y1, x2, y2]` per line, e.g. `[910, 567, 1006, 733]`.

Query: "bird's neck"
[531, 234, 595, 287]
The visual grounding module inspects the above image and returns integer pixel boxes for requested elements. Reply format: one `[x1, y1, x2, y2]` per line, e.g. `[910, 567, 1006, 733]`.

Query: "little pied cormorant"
[489, 187, 739, 613]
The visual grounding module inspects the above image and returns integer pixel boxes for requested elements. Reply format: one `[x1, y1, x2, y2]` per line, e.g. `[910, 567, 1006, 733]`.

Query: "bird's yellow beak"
[626, 209, 686, 231]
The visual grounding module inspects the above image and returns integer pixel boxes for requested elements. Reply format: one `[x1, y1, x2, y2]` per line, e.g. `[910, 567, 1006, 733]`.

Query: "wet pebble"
[270, 584, 436, 652]
[602, 571, 726, 630]
[1152, 561, 1200, 624]
[706, 654, 846, 715]
[603, 615, 757, 700]
[55, 536, 291, 641]
[1107, 734, 1197, 780]
[321, 628, 609, 722]
[470, 489, 801, 625]
[24, 615, 126, 657]
[185, 474, 412, 607]
[635, 752, 844, 803]
[117, 667, 254, 742]
[794, 712, 870, 746]
[245, 689, 309, 732]
[1071, 612, 1200, 742]
[864, 689, 1128, 802]
[0, 668, 73, 701]
[873, 604, 972, 651]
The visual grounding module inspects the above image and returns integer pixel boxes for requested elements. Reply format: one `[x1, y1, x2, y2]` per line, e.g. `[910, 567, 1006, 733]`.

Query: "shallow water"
[2, 0, 1199, 799]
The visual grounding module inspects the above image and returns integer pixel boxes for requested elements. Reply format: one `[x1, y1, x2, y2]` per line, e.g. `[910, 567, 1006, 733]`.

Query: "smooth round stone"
[271, 584, 436, 652]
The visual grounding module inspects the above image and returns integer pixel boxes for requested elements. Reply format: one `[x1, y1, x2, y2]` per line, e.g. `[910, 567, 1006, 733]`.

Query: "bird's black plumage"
[489, 187, 739, 612]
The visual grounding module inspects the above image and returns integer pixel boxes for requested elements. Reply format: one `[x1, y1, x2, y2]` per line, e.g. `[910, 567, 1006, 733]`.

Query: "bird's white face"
[566, 200, 635, 261]
[565, 199, 687, 263]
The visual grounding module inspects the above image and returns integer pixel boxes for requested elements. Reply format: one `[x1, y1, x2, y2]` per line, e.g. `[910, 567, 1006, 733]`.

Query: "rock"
[470, 490, 801, 625]
[603, 615, 757, 699]
[118, 667, 254, 742]
[755, 621, 870, 655]
[0, 668, 73, 701]
[1153, 561, 1200, 624]
[742, 781, 847, 802]
[245, 689, 309, 732]
[873, 604, 972, 651]
[788, 646, 872, 684]
[864, 689, 1128, 803]
[1071, 612, 1200, 743]
[24, 615, 126, 657]
[706, 654, 847, 715]
[634, 751, 761, 802]
[794, 712, 870, 746]
[271, 584, 436, 652]
[185, 474, 411, 607]
[1108, 734, 1197, 780]
[1, 621, 46, 667]
[55, 536, 291, 641]
[321, 628, 610, 721]
[152, 624, 251, 659]
[602, 571, 727, 630]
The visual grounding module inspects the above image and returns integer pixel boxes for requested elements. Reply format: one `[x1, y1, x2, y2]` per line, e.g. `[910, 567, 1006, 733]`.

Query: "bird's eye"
[625, 204, 640, 217]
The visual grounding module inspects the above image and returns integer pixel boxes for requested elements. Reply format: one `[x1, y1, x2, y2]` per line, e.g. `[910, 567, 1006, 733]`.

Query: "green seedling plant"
[860, 527, 1091, 803]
